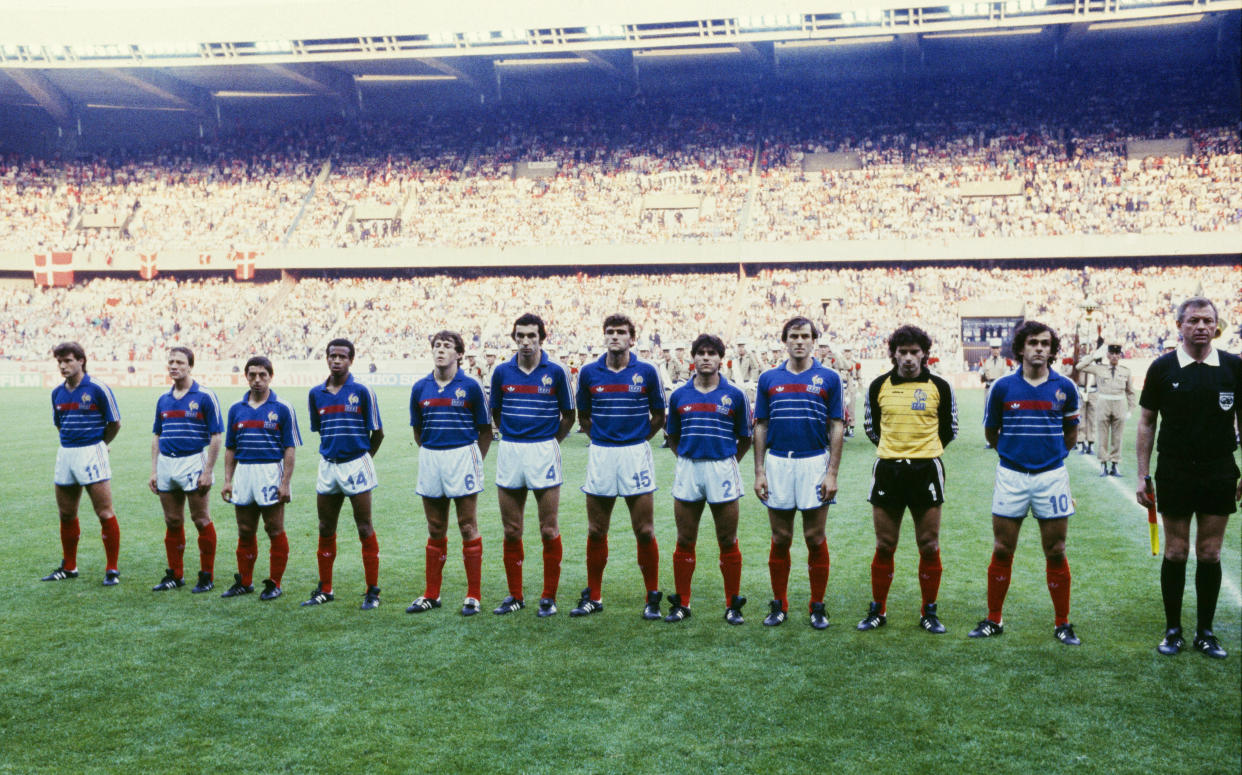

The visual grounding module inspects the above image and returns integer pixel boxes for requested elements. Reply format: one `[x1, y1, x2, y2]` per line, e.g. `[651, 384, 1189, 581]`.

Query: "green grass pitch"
[2, 386, 1238, 775]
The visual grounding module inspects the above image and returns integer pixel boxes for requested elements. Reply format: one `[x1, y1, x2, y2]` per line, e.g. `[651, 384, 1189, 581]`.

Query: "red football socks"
[237, 534, 259, 586]
[60, 518, 80, 572]
[768, 540, 791, 612]
[360, 531, 380, 589]
[636, 535, 660, 594]
[718, 538, 742, 605]
[165, 525, 186, 579]
[317, 533, 337, 594]
[100, 516, 120, 572]
[1046, 555, 1072, 627]
[986, 552, 1014, 623]
[462, 537, 483, 600]
[807, 538, 830, 605]
[540, 534, 562, 600]
[672, 542, 696, 603]
[919, 550, 943, 610]
[503, 537, 524, 599]
[870, 547, 895, 614]
[196, 521, 216, 575]
[424, 537, 448, 599]
[269, 532, 289, 587]
[586, 535, 608, 601]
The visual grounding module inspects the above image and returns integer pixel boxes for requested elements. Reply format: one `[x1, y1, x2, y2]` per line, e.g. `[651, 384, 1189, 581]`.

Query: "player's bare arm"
[277, 446, 295, 502]
[103, 420, 120, 446]
[645, 409, 665, 442]
[149, 435, 161, 494]
[368, 427, 384, 458]
[200, 432, 222, 492]
[476, 424, 492, 458]
[221, 448, 237, 502]
[753, 419, 769, 500]
[820, 417, 843, 501]
[555, 409, 575, 443]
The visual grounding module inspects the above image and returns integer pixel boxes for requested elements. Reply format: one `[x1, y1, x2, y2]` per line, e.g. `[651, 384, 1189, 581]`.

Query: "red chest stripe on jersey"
[236, 420, 278, 429]
[768, 384, 827, 398]
[503, 385, 542, 394]
[592, 384, 646, 393]
[161, 410, 202, 419]
[1004, 400, 1054, 411]
[56, 402, 81, 411]
[680, 402, 731, 415]
[318, 405, 354, 415]
[420, 398, 472, 408]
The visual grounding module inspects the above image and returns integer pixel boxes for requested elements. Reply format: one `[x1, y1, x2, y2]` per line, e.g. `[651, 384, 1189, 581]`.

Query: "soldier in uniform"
[732, 338, 763, 404]
[1074, 342, 1099, 456]
[979, 339, 1010, 390]
[1076, 343, 1135, 476]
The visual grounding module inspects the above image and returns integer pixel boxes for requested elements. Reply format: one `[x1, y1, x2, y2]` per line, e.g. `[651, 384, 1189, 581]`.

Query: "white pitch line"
[1072, 452, 1242, 609]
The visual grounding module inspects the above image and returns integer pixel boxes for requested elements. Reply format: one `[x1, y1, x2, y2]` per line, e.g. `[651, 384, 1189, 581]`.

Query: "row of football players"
[42, 305, 1236, 657]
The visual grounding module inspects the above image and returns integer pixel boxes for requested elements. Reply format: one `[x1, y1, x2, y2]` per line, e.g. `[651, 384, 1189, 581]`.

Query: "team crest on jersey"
[1221, 392, 1235, 411]
[455, 388, 467, 399]
[632, 374, 643, 385]
[911, 388, 927, 411]
[721, 395, 732, 406]
[267, 411, 279, 423]
[349, 393, 359, 405]
[81, 394, 92, 406]
[1055, 389, 1067, 404]
[542, 375, 553, 386]
[188, 400, 199, 411]
[811, 375, 823, 387]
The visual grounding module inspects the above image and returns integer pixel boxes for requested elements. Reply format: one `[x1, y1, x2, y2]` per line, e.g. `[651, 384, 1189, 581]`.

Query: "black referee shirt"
[1139, 347, 1241, 464]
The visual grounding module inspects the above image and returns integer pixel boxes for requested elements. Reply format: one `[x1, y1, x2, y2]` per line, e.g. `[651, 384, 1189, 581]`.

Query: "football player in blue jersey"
[573, 314, 667, 619]
[664, 334, 752, 624]
[972, 321, 1081, 645]
[149, 347, 223, 593]
[752, 318, 844, 629]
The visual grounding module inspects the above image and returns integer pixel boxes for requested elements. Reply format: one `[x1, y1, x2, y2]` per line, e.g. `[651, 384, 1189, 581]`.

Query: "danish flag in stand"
[33, 252, 74, 287]
[233, 251, 258, 281]
[139, 253, 158, 280]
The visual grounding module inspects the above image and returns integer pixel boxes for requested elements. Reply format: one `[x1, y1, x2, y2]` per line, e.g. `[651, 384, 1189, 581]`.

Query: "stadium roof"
[1, 0, 1238, 130]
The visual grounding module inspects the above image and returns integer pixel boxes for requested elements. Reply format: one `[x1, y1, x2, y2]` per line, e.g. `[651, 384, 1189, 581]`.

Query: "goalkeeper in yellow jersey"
[859, 325, 958, 634]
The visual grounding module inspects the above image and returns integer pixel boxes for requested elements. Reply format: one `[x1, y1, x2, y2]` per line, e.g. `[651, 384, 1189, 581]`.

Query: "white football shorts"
[991, 464, 1074, 520]
[672, 456, 744, 504]
[495, 439, 563, 490]
[763, 451, 835, 511]
[54, 442, 111, 487]
[417, 444, 484, 499]
[230, 461, 285, 507]
[157, 450, 211, 493]
[582, 442, 657, 498]
[317, 454, 377, 496]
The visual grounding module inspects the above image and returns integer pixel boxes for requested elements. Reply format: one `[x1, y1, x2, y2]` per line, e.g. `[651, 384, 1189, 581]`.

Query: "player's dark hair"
[53, 341, 87, 372]
[781, 316, 820, 342]
[169, 346, 195, 367]
[887, 325, 932, 358]
[430, 330, 465, 357]
[244, 356, 274, 376]
[326, 338, 355, 360]
[1175, 296, 1218, 326]
[1011, 321, 1060, 363]
[512, 313, 547, 342]
[602, 314, 636, 338]
[690, 334, 725, 357]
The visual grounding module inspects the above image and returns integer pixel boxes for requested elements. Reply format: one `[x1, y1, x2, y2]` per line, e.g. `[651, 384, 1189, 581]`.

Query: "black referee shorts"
[868, 458, 946, 514]
[1155, 456, 1240, 517]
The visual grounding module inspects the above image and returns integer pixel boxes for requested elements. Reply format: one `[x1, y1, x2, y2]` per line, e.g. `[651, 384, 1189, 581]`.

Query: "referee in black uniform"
[1136, 297, 1241, 659]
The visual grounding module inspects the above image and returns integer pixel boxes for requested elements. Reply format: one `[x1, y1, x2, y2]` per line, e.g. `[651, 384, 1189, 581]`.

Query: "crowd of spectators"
[3, 264, 1235, 368]
[1, 64, 1237, 253]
